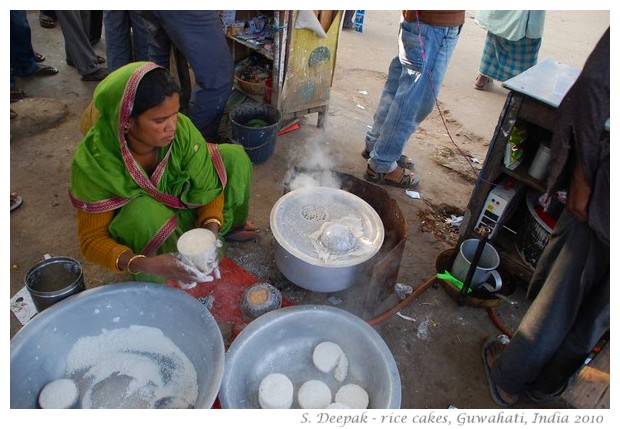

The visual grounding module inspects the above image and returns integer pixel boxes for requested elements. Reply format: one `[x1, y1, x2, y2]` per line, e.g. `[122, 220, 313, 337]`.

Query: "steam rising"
[274, 128, 399, 320]
[284, 136, 342, 191]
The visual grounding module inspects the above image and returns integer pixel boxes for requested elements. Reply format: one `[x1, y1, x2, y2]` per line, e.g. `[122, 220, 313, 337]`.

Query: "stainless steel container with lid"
[270, 186, 385, 292]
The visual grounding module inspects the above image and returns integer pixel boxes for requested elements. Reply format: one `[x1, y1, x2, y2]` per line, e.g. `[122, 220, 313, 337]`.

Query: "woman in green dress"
[70, 61, 255, 283]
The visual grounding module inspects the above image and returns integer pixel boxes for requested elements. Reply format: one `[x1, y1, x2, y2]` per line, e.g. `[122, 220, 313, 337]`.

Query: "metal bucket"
[25, 256, 85, 312]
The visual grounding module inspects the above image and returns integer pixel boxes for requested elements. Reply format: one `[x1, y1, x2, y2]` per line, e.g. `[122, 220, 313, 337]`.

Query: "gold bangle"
[202, 218, 222, 228]
[127, 254, 146, 274]
[114, 251, 128, 271]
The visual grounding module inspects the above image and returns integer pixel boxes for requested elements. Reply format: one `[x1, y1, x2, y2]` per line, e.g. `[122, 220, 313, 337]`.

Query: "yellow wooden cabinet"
[226, 10, 343, 128]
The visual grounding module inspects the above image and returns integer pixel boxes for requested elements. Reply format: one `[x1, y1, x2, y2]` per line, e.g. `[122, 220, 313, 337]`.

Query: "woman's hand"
[124, 253, 207, 284]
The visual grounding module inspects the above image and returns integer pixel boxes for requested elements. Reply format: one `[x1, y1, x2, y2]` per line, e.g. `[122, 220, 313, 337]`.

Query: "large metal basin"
[218, 305, 401, 408]
[10, 282, 225, 409]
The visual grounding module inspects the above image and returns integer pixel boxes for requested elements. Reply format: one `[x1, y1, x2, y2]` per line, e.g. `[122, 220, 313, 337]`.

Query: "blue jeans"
[10, 10, 38, 77]
[141, 11, 233, 141]
[103, 11, 149, 72]
[366, 19, 461, 173]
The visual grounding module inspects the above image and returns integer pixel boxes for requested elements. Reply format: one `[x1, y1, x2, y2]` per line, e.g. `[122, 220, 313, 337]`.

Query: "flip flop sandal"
[39, 13, 56, 29]
[81, 68, 109, 81]
[474, 74, 493, 91]
[66, 56, 106, 67]
[364, 165, 420, 189]
[34, 52, 45, 63]
[10, 193, 23, 212]
[10, 88, 27, 102]
[482, 338, 518, 407]
[525, 381, 568, 403]
[361, 149, 415, 169]
[29, 65, 59, 77]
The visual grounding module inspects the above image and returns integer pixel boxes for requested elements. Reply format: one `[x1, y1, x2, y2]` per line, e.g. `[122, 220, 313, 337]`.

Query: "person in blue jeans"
[103, 11, 149, 72]
[140, 11, 234, 142]
[363, 11, 464, 188]
[10, 9, 58, 98]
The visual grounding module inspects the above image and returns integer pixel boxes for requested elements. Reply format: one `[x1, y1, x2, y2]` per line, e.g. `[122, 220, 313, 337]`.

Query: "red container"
[263, 78, 273, 104]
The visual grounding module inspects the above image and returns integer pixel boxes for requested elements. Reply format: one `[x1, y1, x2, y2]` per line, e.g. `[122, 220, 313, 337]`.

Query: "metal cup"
[480, 270, 503, 293]
[451, 239, 502, 290]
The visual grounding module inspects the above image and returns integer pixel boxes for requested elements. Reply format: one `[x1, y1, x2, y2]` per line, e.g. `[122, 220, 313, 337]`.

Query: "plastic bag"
[504, 125, 527, 170]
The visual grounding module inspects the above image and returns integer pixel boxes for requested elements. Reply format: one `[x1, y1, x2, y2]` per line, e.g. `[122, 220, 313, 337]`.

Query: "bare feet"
[225, 221, 258, 242]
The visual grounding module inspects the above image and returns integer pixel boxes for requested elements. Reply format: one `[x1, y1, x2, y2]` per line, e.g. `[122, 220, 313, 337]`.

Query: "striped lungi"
[479, 33, 542, 82]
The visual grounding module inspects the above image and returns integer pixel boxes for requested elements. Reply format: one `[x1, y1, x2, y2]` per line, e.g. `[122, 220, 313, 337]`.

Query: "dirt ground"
[8, 10, 610, 410]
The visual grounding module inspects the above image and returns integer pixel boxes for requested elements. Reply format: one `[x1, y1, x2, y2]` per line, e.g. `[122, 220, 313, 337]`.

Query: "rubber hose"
[487, 307, 514, 338]
[367, 275, 437, 326]
[366, 275, 516, 339]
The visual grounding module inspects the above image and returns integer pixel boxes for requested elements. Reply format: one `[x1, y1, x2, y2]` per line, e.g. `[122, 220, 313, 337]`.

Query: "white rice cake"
[313, 341, 348, 381]
[297, 379, 332, 409]
[327, 402, 352, 409]
[258, 373, 294, 409]
[335, 383, 369, 409]
[38, 378, 79, 409]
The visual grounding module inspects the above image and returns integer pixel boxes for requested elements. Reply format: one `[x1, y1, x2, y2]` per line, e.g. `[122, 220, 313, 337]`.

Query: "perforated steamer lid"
[270, 187, 385, 266]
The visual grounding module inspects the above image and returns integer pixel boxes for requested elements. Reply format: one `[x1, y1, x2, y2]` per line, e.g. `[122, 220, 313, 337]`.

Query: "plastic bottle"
[528, 143, 551, 180]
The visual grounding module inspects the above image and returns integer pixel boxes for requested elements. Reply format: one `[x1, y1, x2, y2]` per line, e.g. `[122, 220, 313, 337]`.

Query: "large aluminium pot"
[270, 186, 384, 292]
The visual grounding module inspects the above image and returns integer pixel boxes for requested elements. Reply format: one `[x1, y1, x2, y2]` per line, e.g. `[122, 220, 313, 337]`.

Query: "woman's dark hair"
[131, 68, 181, 117]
